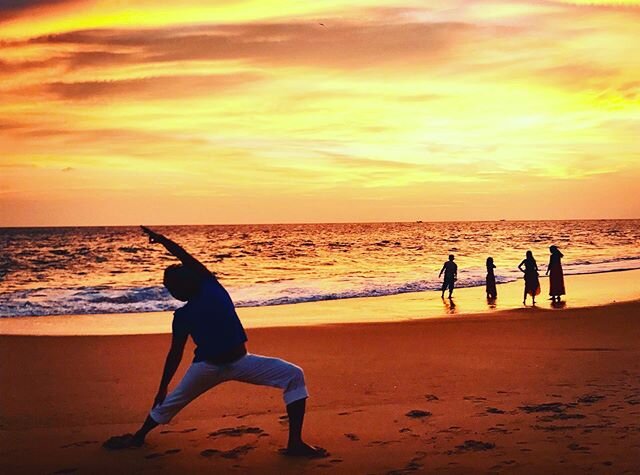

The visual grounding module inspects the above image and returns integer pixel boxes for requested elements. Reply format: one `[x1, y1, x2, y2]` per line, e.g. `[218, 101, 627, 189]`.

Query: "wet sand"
[1, 269, 639, 335]
[2, 297, 640, 473]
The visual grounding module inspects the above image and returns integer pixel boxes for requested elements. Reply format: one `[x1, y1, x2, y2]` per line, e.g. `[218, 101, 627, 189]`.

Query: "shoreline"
[2, 268, 640, 336]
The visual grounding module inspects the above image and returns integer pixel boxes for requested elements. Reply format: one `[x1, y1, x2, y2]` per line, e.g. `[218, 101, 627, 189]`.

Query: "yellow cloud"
[1, 1, 639, 225]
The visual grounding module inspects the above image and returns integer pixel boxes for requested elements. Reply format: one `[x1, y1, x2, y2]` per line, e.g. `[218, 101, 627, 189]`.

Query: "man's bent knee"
[283, 364, 308, 405]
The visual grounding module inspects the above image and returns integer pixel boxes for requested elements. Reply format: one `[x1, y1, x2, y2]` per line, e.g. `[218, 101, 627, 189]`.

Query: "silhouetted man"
[103, 226, 326, 458]
[439, 254, 458, 299]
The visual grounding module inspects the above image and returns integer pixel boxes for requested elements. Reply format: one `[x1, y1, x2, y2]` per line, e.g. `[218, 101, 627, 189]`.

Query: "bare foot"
[281, 442, 329, 459]
[103, 433, 144, 450]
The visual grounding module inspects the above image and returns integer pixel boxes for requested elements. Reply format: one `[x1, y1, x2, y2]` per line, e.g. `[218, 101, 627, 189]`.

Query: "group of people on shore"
[439, 246, 566, 305]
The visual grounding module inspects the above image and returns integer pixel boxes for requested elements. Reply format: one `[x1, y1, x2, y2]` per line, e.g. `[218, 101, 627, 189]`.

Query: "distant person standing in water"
[518, 250, 540, 305]
[546, 245, 566, 302]
[439, 254, 458, 299]
[486, 257, 497, 300]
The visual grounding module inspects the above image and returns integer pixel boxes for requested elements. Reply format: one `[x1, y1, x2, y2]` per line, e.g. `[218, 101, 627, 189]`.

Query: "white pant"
[150, 353, 308, 424]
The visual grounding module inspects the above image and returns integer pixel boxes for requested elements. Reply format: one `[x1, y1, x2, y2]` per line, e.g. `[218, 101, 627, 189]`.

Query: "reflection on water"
[551, 300, 567, 309]
[442, 297, 457, 314]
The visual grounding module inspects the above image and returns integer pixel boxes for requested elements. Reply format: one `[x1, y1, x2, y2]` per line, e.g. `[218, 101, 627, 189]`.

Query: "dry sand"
[2, 298, 640, 473]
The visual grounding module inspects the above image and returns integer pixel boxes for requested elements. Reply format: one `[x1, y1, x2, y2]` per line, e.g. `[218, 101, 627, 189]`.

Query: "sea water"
[1, 220, 639, 317]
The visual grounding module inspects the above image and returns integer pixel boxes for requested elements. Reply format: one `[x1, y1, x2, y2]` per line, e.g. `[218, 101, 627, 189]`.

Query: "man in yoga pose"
[104, 226, 325, 458]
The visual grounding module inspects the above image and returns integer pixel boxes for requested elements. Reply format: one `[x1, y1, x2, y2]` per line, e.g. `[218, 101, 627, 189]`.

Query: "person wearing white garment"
[103, 226, 326, 458]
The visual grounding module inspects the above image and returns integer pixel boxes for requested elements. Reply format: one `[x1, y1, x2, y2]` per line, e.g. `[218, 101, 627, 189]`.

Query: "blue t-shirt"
[172, 276, 248, 362]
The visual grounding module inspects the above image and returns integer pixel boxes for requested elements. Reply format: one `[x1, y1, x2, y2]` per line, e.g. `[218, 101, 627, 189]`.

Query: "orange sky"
[1, 0, 639, 226]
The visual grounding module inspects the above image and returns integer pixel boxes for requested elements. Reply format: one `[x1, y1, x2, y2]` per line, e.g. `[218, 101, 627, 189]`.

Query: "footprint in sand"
[220, 444, 256, 459]
[519, 402, 576, 414]
[463, 395, 488, 404]
[424, 394, 440, 402]
[567, 442, 590, 453]
[449, 440, 496, 454]
[538, 413, 586, 422]
[366, 440, 400, 447]
[405, 410, 432, 419]
[201, 444, 256, 459]
[344, 433, 360, 441]
[60, 440, 99, 449]
[488, 427, 509, 434]
[624, 395, 640, 405]
[208, 426, 264, 438]
[438, 426, 465, 435]
[160, 427, 197, 434]
[385, 451, 427, 475]
[486, 407, 507, 414]
[145, 448, 181, 459]
[201, 448, 221, 457]
[577, 394, 605, 405]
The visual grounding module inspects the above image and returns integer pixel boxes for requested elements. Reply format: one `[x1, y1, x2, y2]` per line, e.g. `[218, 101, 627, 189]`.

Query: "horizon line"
[1, 217, 639, 229]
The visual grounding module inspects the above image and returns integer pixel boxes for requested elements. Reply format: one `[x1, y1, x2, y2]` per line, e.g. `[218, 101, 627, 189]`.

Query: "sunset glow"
[1, 0, 639, 225]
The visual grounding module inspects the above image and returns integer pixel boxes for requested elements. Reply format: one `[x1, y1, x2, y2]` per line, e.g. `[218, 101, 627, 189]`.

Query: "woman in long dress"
[546, 245, 566, 302]
[486, 257, 497, 300]
[518, 250, 540, 305]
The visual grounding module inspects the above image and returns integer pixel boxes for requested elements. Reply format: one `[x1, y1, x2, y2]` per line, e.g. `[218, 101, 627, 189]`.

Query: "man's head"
[163, 264, 201, 301]
[448, 254, 455, 261]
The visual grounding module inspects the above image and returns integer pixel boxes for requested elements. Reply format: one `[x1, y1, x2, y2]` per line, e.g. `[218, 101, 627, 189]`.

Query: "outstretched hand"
[141, 225, 164, 244]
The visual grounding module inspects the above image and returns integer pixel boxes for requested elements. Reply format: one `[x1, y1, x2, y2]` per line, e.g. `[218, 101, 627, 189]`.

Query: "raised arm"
[141, 226, 211, 279]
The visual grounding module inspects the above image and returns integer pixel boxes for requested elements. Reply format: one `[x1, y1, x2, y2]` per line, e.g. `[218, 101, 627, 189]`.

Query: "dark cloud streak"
[15, 20, 481, 70]
[42, 72, 262, 100]
[0, 0, 78, 22]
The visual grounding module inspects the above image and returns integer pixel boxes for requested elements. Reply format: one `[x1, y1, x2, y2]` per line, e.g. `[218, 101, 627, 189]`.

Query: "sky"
[1, 0, 639, 226]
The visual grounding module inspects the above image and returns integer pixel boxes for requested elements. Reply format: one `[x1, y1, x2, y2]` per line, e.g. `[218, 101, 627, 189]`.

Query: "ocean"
[1, 220, 639, 318]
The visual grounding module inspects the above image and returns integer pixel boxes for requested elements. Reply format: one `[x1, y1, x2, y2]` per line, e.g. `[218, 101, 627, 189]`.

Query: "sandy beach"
[3, 0, 639, 471]
[2, 277, 640, 474]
